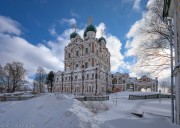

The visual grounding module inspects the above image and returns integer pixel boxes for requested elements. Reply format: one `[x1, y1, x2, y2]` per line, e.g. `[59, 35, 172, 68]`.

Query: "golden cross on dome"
[100, 29, 104, 36]
[74, 24, 76, 32]
[88, 17, 92, 25]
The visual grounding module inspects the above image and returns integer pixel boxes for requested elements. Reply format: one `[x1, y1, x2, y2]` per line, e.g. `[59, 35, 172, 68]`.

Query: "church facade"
[112, 72, 158, 92]
[53, 19, 158, 95]
[53, 20, 112, 95]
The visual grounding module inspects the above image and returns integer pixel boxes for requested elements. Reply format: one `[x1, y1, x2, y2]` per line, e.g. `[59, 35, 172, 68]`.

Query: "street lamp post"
[82, 69, 84, 95]
[163, 17, 175, 123]
[71, 71, 73, 94]
[168, 18, 175, 123]
[62, 73, 64, 93]
[112, 74, 114, 92]
[106, 72, 108, 95]
[95, 67, 98, 95]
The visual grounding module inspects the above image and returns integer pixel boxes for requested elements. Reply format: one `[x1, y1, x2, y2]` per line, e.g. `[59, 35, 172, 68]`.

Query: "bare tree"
[135, 0, 171, 75]
[0, 62, 26, 92]
[5, 62, 26, 92]
[34, 66, 46, 93]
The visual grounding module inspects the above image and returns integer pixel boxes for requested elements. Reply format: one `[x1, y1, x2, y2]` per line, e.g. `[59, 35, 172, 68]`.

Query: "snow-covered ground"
[0, 92, 178, 128]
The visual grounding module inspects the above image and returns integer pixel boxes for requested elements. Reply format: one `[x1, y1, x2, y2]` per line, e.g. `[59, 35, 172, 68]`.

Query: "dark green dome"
[84, 24, 97, 37]
[70, 32, 78, 39]
[98, 37, 106, 44]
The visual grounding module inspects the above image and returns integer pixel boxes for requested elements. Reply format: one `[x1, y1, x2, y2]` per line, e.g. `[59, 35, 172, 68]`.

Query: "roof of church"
[84, 24, 97, 37]
[98, 36, 106, 44]
[70, 31, 78, 39]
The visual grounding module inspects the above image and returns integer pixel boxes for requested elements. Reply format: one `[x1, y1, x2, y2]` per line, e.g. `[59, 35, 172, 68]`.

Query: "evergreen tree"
[47, 71, 54, 93]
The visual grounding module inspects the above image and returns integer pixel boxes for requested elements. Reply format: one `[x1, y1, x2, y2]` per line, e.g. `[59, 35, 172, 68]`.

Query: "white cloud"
[0, 15, 21, 35]
[48, 27, 57, 37]
[0, 33, 62, 75]
[133, 0, 141, 10]
[71, 11, 80, 18]
[60, 18, 76, 26]
[95, 23, 124, 72]
[0, 16, 63, 81]
[0, 15, 124, 82]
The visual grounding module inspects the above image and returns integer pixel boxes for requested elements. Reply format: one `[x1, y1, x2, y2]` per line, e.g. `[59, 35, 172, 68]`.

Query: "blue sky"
[0, 0, 147, 47]
[1, 0, 169, 81]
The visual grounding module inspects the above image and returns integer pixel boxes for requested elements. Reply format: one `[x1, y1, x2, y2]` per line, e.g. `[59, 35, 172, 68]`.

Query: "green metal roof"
[70, 32, 78, 39]
[98, 37, 106, 44]
[83, 24, 97, 37]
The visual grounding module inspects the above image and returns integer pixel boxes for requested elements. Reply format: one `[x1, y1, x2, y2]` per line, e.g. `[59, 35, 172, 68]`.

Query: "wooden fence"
[129, 94, 175, 100]
[0, 95, 36, 102]
[75, 95, 109, 101]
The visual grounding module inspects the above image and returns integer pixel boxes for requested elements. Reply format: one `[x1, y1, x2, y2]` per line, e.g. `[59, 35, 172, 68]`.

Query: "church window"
[76, 64, 78, 68]
[76, 51, 79, 56]
[92, 73, 94, 78]
[87, 74, 89, 79]
[69, 76, 71, 80]
[86, 48, 88, 54]
[57, 78, 58, 82]
[75, 76, 77, 80]
[68, 53, 70, 58]
[82, 65, 84, 68]
[102, 87, 104, 92]
[85, 62, 88, 68]
[89, 86, 91, 92]
[92, 58, 94, 67]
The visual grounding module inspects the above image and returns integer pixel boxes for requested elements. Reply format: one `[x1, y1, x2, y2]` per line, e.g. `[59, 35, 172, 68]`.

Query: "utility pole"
[82, 70, 84, 95]
[95, 67, 98, 95]
[71, 72, 73, 94]
[168, 18, 174, 123]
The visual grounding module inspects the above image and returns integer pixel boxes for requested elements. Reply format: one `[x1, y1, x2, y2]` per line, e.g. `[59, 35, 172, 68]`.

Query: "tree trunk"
[12, 86, 16, 93]
[51, 82, 53, 93]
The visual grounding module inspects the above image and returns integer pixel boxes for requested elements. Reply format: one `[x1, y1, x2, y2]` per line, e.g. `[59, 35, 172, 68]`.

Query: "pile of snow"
[0, 93, 95, 128]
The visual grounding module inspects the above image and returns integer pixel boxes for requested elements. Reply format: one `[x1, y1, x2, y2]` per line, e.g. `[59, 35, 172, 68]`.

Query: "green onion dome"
[70, 32, 78, 39]
[98, 37, 106, 44]
[83, 24, 97, 37]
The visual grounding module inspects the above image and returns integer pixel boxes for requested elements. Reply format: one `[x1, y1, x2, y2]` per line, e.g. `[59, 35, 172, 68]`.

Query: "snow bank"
[0, 92, 178, 128]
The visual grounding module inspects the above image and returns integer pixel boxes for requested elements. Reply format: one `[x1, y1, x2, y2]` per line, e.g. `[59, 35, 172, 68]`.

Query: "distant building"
[53, 18, 112, 96]
[112, 73, 158, 92]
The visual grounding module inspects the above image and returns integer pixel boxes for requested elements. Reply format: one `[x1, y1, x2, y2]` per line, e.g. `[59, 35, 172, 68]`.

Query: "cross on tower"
[100, 29, 104, 36]
[88, 17, 92, 25]
[74, 24, 76, 32]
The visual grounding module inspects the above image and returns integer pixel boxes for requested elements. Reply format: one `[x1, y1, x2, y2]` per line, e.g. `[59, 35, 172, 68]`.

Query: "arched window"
[86, 48, 88, 54]
[113, 78, 117, 84]
[118, 78, 122, 84]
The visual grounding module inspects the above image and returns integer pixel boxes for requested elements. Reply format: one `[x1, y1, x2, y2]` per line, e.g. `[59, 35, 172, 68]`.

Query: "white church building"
[53, 18, 159, 96]
[53, 19, 112, 95]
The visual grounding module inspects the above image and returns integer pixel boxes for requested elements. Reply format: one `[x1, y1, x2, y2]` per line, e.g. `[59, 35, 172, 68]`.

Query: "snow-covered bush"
[83, 101, 109, 114]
